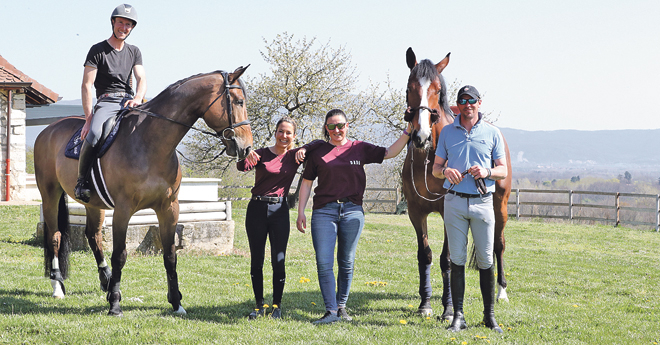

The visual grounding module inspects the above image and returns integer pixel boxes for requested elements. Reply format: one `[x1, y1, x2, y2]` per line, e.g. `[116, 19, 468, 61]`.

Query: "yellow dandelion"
[311, 302, 316, 306]
[499, 323, 503, 327]
[462, 342, 467, 345]
[408, 304, 414, 308]
[426, 316, 431, 320]
[572, 304, 578, 308]
[245, 284, 250, 287]
[399, 319, 407, 324]
[487, 340, 491, 344]
[507, 327, 512, 331]
[450, 338, 456, 341]
[506, 273, 510, 276]
[263, 304, 269, 308]
[273, 304, 278, 308]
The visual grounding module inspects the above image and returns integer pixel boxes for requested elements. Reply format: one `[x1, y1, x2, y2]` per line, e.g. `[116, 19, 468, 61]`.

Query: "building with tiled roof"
[1, 54, 60, 201]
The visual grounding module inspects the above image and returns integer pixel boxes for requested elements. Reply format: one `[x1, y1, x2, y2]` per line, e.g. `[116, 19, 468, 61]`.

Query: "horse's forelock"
[414, 59, 439, 84]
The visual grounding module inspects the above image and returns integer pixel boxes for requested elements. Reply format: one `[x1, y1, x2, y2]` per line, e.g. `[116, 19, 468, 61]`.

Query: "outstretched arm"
[384, 123, 413, 160]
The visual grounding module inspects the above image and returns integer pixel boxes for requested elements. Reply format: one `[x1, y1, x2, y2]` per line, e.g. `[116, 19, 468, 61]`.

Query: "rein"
[408, 142, 448, 202]
[128, 71, 250, 141]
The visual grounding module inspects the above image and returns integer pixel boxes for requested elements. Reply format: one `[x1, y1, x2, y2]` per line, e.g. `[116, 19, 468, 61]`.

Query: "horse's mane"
[411, 60, 455, 124]
[143, 70, 247, 109]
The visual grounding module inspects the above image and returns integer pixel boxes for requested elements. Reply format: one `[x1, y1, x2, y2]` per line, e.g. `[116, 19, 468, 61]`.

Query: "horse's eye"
[236, 100, 244, 106]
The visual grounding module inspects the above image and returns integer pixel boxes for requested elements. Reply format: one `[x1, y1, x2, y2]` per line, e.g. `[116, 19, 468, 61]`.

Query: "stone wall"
[0, 90, 27, 201]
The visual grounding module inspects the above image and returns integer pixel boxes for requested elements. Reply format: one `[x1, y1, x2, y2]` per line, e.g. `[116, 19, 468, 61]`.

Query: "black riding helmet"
[111, 4, 138, 26]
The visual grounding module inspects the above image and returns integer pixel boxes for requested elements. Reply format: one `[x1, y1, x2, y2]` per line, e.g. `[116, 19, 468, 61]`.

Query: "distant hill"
[54, 99, 83, 105]
[500, 128, 660, 171]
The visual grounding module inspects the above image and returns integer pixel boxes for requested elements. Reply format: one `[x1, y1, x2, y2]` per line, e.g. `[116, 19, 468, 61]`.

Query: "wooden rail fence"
[509, 189, 660, 232]
[218, 186, 660, 231]
[218, 186, 401, 213]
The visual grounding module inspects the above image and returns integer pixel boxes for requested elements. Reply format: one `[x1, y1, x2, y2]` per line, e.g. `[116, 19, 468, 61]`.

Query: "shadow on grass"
[1, 288, 444, 326]
[182, 290, 444, 325]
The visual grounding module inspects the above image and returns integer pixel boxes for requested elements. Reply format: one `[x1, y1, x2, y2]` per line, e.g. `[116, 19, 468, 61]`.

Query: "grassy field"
[1, 205, 659, 344]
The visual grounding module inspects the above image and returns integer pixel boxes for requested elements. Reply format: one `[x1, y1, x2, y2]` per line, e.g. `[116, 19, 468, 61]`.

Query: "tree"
[181, 33, 408, 204]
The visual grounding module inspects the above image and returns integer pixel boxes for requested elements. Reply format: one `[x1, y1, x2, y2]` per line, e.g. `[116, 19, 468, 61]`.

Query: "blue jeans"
[311, 201, 364, 311]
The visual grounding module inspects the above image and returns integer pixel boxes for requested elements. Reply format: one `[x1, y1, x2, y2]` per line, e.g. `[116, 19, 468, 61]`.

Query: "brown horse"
[34, 66, 252, 316]
[402, 48, 512, 320]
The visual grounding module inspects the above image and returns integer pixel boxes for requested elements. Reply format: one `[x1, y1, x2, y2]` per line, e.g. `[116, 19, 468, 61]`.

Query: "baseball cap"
[457, 85, 480, 101]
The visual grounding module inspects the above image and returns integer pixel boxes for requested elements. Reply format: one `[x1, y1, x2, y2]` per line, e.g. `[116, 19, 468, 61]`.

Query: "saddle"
[64, 110, 126, 160]
[64, 110, 129, 209]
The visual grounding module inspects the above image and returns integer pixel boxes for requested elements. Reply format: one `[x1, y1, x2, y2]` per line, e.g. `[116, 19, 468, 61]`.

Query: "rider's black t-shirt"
[84, 40, 143, 98]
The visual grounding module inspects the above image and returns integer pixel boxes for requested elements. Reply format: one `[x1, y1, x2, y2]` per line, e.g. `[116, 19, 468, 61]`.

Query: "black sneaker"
[271, 305, 282, 319]
[312, 311, 340, 324]
[248, 305, 266, 320]
[338, 307, 352, 321]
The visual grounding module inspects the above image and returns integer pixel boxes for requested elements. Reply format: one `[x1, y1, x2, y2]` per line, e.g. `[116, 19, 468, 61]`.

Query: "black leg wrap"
[98, 266, 112, 292]
[50, 269, 66, 295]
[480, 265, 503, 333]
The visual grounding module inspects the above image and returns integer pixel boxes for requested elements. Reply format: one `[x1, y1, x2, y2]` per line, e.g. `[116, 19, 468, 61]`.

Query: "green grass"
[1, 206, 659, 344]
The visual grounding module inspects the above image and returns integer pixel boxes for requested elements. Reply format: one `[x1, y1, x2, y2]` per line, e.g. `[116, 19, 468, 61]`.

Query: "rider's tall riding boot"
[74, 140, 95, 203]
[480, 265, 504, 333]
[447, 263, 467, 332]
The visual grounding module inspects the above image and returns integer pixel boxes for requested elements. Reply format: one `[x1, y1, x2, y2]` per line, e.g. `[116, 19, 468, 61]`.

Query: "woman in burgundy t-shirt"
[296, 109, 412, 324]
[236, 117, 322, 319]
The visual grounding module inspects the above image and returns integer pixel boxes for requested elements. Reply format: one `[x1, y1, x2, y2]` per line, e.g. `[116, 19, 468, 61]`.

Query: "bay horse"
[34, 66, 253, 316]
[402, 48, 512, 320]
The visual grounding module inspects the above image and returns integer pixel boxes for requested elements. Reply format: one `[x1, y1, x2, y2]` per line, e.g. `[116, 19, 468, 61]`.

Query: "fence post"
[568, 190, 573, 222]
[615, 192, 620, 227]
[515, 189, 520, 220]
[656, 194, 659, 232]
[394, 187, 401, 214]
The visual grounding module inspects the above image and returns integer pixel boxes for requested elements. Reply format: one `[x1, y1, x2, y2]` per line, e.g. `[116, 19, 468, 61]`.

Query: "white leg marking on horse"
[51, 279, 65, 299]
[173, 305, 187, 315]
[98, 259, 108, 268]
[497, 285, 509, 302]
[52, 257, 60, 270]
[417, 78, 431, 141]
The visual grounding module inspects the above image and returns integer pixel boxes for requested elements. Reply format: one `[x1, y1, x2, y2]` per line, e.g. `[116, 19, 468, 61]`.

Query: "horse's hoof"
[50, 279, 66, 299]
[497, 285, 509, 302]
[107, 309, 123, 317]
[416, 299, 432, 316]
[440, 306, 454, 322]
[416, 307, 433, 317]
[173, 305, 187, 316]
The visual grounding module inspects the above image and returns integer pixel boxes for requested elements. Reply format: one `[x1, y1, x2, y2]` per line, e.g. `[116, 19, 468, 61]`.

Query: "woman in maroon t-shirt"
[236, 117, 322, 320]
[296, 109, 412, 324]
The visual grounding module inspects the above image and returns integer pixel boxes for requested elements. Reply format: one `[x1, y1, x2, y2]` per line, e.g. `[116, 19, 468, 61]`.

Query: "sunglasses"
[457, 98, 479, 105]
[325, 123, 347, 130]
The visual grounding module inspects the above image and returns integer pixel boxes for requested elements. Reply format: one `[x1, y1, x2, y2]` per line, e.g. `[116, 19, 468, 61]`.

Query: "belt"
[334, 197, 351, 203]
[98, 92, 130, 101]
[251, 195, 283, 203]
[447, 190, 491, 199]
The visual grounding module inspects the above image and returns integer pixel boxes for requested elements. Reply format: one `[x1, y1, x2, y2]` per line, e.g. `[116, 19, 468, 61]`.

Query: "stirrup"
[75, 177, 91, 203]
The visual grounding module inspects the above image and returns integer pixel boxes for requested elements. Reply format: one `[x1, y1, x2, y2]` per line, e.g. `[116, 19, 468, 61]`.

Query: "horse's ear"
[406, 47, 417, 70]
[229, 64, 250, 83]
[436, 53, 450, 74]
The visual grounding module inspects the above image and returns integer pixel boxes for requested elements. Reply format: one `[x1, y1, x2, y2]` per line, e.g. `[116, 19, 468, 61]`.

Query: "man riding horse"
[76, 3, 146, 203]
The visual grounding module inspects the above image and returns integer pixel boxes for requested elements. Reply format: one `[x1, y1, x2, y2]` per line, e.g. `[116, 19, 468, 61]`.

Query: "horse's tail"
[43, 192, 71, 279]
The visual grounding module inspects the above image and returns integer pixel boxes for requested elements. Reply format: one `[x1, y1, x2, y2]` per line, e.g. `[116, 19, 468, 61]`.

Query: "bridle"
[129, 70, 250, 142]
[405, 100, 445, 202]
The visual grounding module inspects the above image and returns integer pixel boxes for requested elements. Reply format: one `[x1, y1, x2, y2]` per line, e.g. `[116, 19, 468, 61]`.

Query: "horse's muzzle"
[411, 130, 431, 150]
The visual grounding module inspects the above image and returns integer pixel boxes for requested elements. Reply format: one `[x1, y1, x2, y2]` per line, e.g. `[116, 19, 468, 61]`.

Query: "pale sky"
[2, 0, 658, 131]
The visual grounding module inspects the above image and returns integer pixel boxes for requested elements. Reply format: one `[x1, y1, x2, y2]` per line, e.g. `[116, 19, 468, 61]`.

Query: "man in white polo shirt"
[432, 85, 508, 333]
